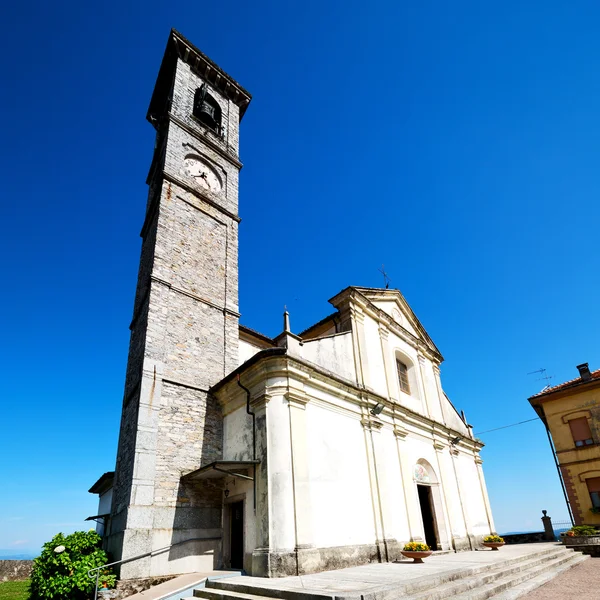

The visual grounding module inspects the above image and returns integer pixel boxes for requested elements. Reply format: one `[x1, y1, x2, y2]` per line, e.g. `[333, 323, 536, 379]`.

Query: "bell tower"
[107, 30, 251, 578]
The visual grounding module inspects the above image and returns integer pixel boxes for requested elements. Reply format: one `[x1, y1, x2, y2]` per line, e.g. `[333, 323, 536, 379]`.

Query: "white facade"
[209, 286, 495, 576]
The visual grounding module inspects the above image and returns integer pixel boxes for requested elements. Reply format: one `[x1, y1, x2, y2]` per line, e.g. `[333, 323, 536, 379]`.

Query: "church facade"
[99, 29, 495, 580]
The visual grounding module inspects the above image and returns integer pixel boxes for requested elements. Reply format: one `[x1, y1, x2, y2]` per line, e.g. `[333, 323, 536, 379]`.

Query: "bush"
[29, 531, 115, 600]
[567, 525, 598, 536]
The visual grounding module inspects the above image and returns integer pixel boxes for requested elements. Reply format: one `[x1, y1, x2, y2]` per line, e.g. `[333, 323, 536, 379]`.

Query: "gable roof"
[529, 368, 600, 400]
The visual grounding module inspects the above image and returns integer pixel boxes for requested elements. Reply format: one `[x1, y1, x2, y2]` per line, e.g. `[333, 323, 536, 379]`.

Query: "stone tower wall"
[108, 44, 246, 578]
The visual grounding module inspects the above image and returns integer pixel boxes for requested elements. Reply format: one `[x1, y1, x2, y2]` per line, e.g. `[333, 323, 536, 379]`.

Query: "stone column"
[263, 390, 296, 576]
[379, 325, 396, 400]
[352, 308, 371, 389]
[286, 388, 317, 574]
[475, 455, 496, 533]
[450, 447, 473, 550]
[432, 365, 447, 425]
[251, 393, 271, 576]
[362, 418, 387, 560]
[416, 354, 432, 418]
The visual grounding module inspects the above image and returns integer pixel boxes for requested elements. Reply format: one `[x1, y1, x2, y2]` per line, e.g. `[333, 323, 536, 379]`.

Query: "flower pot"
[400, 550, 433, 563]
[482, 542, 505, 551]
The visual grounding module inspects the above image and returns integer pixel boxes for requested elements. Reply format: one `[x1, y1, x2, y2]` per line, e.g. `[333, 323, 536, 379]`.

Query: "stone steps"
[434, 551, 588, 600]
[405, 546, 585, 600]
[183, 545, 588, 600]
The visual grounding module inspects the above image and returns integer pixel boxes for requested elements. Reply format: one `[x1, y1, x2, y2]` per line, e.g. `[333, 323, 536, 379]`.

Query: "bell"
[193, 85, 219, 131]
[197, 100, 217, 128]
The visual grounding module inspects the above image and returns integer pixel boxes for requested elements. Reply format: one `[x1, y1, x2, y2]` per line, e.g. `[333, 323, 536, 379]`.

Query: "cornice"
[162, 170, 241, 223]
[285, 390, 309, 409]
[361, 418, 383, 431]
[211, 349, 481, 447]
[168, 112, 244, 170]
[149, 275, 240, 318]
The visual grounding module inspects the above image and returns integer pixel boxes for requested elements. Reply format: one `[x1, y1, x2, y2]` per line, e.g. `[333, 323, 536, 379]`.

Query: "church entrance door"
[417, 484, 439, 549]
[230, 501, 244, 569]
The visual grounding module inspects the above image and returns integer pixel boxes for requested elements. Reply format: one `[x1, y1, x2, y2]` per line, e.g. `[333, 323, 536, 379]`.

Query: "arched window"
[193, 85, 222, 134]
[397, 359, 410, 394]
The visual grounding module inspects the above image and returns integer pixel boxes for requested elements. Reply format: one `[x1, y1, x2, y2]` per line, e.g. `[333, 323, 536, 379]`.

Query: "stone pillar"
[286, 388, 317, 574]
[379, 325, 396, 400]
[541, 510, 556, 541]
[475, 455, 496, 534]
[264, 391, 296, 576]
[416, 354, 432, 418]
[251, 394, 271, 576]
[450, 447, 473, 550]
[352, 308, 371, 389]
[362, 418, 387, 560]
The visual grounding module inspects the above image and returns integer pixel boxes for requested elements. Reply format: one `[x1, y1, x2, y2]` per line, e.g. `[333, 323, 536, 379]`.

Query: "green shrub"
[568, 525, 598, 536]
[29, 531, 115, 600]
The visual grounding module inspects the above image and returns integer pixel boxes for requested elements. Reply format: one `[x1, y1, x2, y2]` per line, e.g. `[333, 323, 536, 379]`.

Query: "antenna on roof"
[378, 264, 391, 289]
[527, 368, 554, 391]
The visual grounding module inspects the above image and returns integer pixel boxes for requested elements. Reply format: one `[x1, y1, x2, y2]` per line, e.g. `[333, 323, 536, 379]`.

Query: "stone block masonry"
[0, 560, 33, 582]
[106, 30, 250, 579]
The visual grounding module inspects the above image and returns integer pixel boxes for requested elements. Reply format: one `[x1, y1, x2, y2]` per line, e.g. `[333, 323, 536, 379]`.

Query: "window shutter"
[569, 417, 593, 443]
[586, 477, 600, 493]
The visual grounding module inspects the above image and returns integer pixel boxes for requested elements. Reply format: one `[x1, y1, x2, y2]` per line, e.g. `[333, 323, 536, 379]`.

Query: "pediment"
[331, 287, 443, 362]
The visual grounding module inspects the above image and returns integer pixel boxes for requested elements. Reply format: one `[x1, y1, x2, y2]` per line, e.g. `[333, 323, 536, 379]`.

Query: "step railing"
[88, 536, 221, 600]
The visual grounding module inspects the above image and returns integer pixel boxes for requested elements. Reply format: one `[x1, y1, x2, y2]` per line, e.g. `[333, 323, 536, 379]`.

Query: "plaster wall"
[541, 387, 600, 525]
[304, 401, 375, 548]
[373, 428, 411, 543]
[239, 338, 264, 366]
[435, 449, 468, 540]
[302, 332, 356, 383]
[223, 403, 254, 461]
[97, 488, 113, 536]
[383, 326, 426, 415]
[456, 452, 491, 535]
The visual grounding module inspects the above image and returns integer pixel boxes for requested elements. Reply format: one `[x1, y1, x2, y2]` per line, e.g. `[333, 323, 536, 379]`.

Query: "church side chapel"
[95, 29, 496, 581]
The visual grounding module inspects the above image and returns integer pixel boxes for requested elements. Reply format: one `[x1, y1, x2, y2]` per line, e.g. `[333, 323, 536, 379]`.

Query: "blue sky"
[2, 0, 600, 552]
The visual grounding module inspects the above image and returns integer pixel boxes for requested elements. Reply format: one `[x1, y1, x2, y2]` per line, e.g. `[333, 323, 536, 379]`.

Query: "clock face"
[182, 156, 222, 193]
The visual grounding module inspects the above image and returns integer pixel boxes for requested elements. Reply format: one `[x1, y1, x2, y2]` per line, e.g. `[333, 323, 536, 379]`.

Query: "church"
[93, 29, 496, 581]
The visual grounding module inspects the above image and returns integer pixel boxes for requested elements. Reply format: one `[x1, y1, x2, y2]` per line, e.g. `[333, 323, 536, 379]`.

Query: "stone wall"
[0, 560, 33, 582]
[502, 532, 547, 544]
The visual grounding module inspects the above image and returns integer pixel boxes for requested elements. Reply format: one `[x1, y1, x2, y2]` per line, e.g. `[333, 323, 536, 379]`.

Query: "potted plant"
[400, 541, 432, 563]
[482, 535, 505, 550]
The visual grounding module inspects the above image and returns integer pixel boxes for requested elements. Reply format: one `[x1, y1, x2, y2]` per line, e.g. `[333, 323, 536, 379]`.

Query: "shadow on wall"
[167, 391, 225, 568]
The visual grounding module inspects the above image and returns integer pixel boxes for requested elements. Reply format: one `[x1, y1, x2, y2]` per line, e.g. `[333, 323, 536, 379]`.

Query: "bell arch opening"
[193, 85, 222, 134]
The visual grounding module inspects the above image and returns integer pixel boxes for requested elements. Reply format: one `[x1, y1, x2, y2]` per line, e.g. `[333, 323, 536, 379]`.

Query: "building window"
[397, 360, 410, 394]
[568, 417, 594, 447]
[587, 477, 600, 509]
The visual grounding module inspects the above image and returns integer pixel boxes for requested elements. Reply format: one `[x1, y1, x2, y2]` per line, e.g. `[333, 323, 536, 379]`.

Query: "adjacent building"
[91, 29, 496, 581]
[529, 363, 600, 526]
